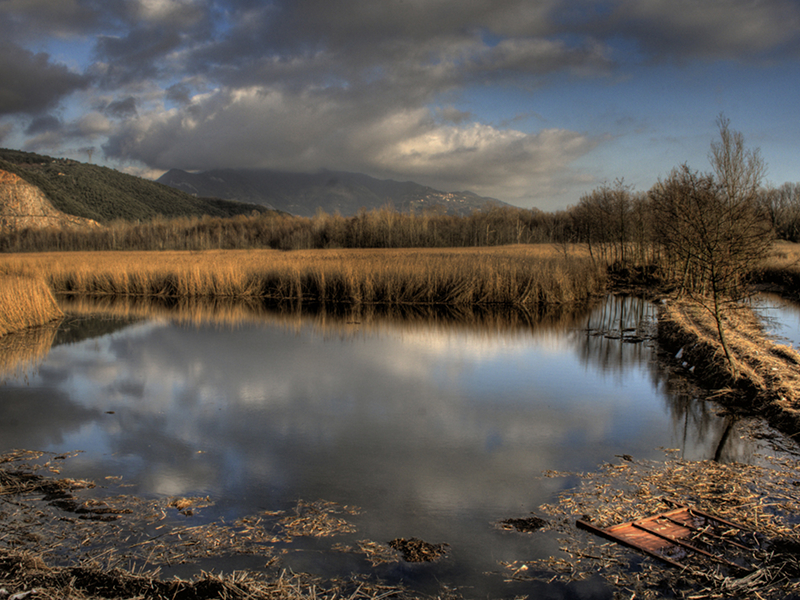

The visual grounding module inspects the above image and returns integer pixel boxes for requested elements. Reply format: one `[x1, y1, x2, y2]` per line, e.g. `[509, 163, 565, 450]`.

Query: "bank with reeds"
[0, 275, 62, 337]
[0, 246, 607, 308]
[658, 298, 800, 439]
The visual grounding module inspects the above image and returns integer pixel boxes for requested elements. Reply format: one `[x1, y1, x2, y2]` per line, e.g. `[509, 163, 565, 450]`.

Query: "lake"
[0, 295, 764, 598]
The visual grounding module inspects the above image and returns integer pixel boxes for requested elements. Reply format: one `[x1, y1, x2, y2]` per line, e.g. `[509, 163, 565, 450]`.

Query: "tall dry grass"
[755, 241, 800, 296]
[0, 275, 63, 336]
[0, 246, 606, 307]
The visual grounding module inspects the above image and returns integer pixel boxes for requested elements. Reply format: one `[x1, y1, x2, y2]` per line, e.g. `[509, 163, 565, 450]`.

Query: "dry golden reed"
[0, 275, 63, 337]
[756, 240, 800, 295]
[0, 246, 606, 307]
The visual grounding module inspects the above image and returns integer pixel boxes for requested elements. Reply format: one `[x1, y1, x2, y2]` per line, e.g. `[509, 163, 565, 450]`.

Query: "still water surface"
[0, 295, 763, 597]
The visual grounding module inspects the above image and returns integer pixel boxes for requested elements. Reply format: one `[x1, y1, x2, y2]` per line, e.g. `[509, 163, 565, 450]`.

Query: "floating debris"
[333, 540, 402, 566]
[577, 503, 760, 573]
[276, 499, 359, 540]
[497, 516, 547, 533]
[508, 449, 800, 599]
[168, 496, 212, 517]
[387, 538, 449, 563]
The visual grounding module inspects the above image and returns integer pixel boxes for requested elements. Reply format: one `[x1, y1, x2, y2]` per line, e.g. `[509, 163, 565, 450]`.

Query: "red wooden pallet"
[576, 504, 756, 572]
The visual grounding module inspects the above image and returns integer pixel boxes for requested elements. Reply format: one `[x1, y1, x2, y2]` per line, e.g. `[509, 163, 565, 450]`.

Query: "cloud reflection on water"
[0, 294, 762, 594]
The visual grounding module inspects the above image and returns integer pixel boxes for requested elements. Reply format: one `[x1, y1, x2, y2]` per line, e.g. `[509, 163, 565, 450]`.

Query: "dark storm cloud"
[0, 43, 91, 115]
[94, 28, 188, 85]
[165, 83, 193, 105]
[25, 114, 62, 135]
[24, 112, 111, 152]
[580, 0, 800, 61]
[0, 0, 107, 40]
[102, 96, 139, 119]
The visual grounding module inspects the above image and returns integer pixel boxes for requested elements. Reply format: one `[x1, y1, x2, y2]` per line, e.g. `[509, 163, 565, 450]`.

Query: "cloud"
[25, 114, 63, 135]
[590, 0, 800, 61]
[0, 123, 13, 144]
[0, 0, 105, 40]
[103, 85, 597, 204]
[102, 96, 139, 118]
[132, 0, 206, 25]
[0, 43, 90, 116]
[3, 0, 800, 207]
[24, 112, 112, 151]
[93, 28, 187, 86]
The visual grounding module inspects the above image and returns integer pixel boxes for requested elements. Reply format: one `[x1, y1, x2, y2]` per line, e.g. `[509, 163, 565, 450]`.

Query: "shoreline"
[657, 294, 800, 443]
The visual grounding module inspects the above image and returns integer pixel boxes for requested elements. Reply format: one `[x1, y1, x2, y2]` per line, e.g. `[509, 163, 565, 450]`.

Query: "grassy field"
[0, 276, 63, 337]
[0, 245, 607, 307]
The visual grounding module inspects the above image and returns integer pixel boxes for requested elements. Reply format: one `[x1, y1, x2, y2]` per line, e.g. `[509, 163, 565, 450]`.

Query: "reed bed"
[755, 241, 800, 298]
[0, 275, 63, 336]
[0, 246, 606, 307]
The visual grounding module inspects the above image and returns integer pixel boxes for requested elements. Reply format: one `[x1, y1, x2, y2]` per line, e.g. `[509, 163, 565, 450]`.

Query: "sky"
[1, 0, 799, 212]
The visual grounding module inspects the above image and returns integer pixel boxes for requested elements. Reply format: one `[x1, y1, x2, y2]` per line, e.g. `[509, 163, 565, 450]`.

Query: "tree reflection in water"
[573, 294, 755, 464]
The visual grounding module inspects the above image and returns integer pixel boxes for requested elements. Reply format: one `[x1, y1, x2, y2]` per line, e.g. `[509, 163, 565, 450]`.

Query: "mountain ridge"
[157, 167, 508, 217]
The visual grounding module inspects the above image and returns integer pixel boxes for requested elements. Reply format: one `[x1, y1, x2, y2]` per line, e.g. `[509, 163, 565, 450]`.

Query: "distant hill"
[0, 149, 269, 224]
[157, 168, 507, 217]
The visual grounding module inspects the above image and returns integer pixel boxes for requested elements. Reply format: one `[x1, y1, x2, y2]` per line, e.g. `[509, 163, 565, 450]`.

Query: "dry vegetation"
[755, 240, 800, 300]
[0, 275, 62, 336]
[0, 245, 606, 308]
[511, 447, 800, 599]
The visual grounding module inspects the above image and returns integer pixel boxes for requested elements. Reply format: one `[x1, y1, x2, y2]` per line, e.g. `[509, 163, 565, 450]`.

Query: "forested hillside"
[0, 149, 269, 223]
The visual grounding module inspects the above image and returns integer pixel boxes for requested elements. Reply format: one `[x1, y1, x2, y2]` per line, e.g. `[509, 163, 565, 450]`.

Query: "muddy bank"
[657, 298, 800, 441]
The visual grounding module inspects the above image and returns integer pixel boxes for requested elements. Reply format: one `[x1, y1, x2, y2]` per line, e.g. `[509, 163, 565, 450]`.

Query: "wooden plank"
[631, 521, 746, 571]
[661, 514, 753, 551]
[576, 519, 687, 570]
[576, 504, 756, 574]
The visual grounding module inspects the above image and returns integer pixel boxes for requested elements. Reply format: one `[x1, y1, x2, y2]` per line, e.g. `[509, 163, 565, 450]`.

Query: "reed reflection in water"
[0, 294, 761, 597]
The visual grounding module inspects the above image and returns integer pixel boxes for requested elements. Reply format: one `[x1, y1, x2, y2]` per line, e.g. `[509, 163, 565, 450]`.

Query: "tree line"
[0, 117, 788, 270]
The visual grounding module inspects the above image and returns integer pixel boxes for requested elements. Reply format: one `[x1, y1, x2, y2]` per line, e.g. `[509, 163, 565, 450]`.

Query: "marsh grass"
[0, 246, 606, 307]
[755, 241, 800, 298]
[0, 275, 63, 336]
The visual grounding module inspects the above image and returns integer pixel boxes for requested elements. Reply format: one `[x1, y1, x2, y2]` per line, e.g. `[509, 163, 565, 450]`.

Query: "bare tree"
[651, 118, 772, 376]
[710, 114, 766, 211]
[761, 182, 800, 241]
[574, 179, 634, 266]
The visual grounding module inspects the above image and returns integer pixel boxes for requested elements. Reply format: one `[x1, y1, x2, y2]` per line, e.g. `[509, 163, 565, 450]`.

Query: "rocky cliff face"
[0, 169, 100, 231]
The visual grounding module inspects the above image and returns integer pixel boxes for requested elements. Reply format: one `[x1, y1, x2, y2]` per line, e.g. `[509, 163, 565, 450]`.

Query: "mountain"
[0, 149, 270, 224]
[157, 168, 507, 217]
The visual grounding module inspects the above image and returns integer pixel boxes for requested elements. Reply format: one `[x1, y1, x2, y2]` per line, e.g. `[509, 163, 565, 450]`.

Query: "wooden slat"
[576, 504, 756, 574]
[576, 519, 687, 570]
